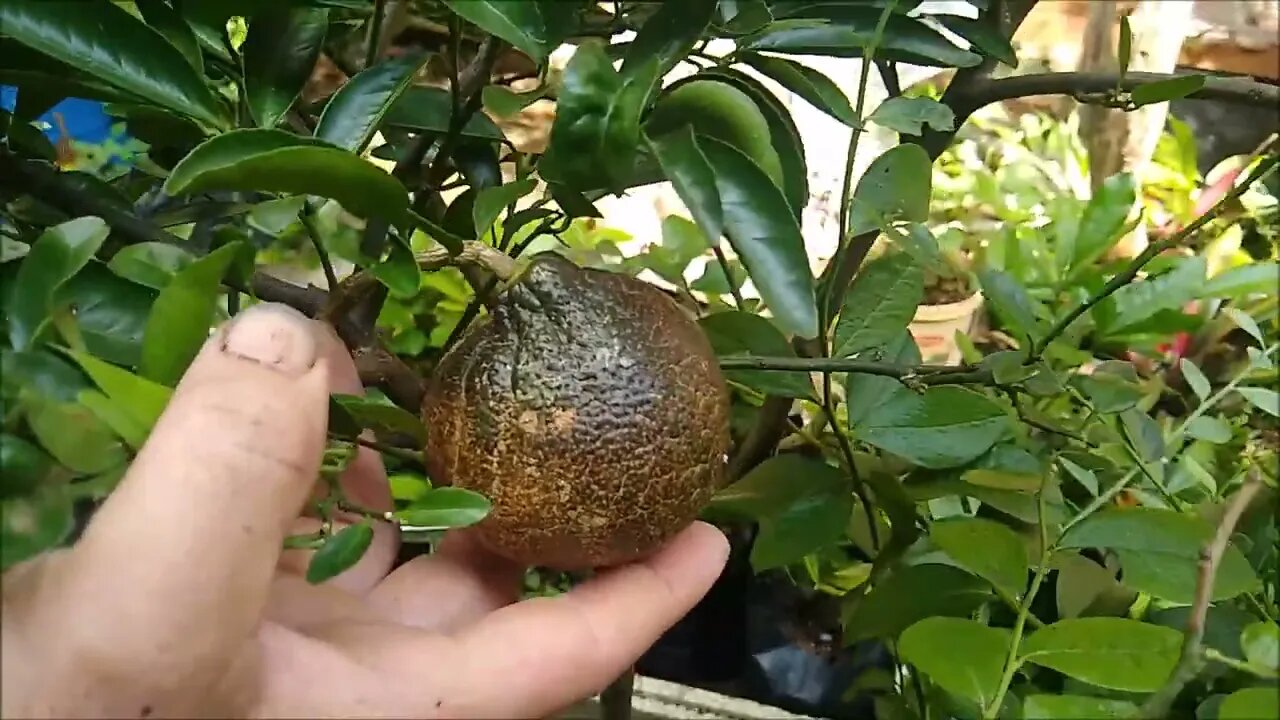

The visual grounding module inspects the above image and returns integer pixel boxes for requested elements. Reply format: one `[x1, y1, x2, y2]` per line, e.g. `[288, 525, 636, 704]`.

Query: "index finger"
[52, 304, 333, 693]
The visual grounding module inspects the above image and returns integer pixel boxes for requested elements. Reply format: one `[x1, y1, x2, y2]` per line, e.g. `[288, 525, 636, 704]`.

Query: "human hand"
[1, 302, 730, 719]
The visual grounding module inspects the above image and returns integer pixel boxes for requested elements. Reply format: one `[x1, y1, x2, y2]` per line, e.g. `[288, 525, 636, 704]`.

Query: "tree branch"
[718, 356, 995, 385]
[1140, 473, 1265, 719]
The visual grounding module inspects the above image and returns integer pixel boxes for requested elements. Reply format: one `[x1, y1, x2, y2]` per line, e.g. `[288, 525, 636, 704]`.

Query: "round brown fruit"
[422, 252, 731, 570]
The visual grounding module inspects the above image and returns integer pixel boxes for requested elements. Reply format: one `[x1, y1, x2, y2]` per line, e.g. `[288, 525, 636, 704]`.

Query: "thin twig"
[347, 434, 425, 466]
[711, 244, 745, 309]
[364, 0, 388, 69]
[300, 211, 340, 291]
[1031, 148, 1279, 359]
[1140, 473, 1265, 719]
[717, 355, 996, 385]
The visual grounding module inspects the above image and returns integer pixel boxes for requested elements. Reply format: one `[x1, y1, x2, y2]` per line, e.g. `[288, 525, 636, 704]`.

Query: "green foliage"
[1, 2, 1277, 718]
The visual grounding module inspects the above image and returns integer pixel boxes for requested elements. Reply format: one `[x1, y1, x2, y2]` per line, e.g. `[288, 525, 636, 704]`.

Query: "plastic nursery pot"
[909, 290, 985, 364]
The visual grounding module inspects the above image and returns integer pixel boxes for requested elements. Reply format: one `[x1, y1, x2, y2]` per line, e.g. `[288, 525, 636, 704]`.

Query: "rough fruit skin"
[422, 253, 731, 570]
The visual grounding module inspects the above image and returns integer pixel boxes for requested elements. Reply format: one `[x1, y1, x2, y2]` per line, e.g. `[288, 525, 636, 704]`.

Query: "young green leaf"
[843, 563, 991, 642]
[738, 53, 859, 127]
[314, 52, 430, 154]
[899, 617, 1010, 708]
[442, 0, 549, 64]
[1184, 415, 1232, 444]
[1218, 687, 1279, 720]
[1021, 617, 1181, 692]
[242, 6, 328, 129]
[0, 0, 227, 129]
[395, 487, 492, 529]
[1237, 387, 1279, 417]
[1131, 74, 1206, 107]
[846, 144, 932, 237]
[305, 521, 374, 584]
[107, 242, 196, 290]
[369, 241, 419, 298]
[699, 311, 814, 398]
[388, 473, 431, 503]
[833, 251, 924, 358]
[1179, 358, 1211, 401]
[622, 0, 718, 79]
[139, 241, 243, 386]
[78, 389, 150, 449]
[867, 96, 955, 135]
[165, 129, 409, 222]
[473, 178, 538, 240]
[855, 386, 1011, 469]
[68, 351, 173, 434]
[741, 10, 982, 68]
[649, 126, 725, 248]
[930, 517, 1029, 600]
[1022, 694, 1139, 720]
[7, 216, 110, 351]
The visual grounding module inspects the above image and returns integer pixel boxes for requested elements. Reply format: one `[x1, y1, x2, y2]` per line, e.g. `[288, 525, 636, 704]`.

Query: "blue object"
[2, 85, 141, 171]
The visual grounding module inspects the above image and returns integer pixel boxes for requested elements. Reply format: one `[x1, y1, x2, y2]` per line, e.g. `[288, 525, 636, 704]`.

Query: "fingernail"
[221, 303, 318, 375]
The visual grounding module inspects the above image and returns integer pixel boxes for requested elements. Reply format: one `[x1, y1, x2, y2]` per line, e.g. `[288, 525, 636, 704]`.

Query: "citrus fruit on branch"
[422, 253, 731, 570]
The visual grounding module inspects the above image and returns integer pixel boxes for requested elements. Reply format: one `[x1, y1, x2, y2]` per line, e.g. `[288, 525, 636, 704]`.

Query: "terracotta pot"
[909, 290, 985, 364]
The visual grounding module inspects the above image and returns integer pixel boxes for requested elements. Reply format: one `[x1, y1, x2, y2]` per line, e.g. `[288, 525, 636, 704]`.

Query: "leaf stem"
[984, 488, 1052, 719]
[712, 244, 746, 309]
[1030, 147, 1279, 360]
[1202, 647, 1280, 679]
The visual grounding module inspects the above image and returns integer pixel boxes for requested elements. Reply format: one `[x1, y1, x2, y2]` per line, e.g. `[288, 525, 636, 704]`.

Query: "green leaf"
[856, 386, 1010, 469]
[752, 488, 852, 571]
[844, 563, 992, 642]
[1218, 687, 1280, 720]
[622, 0, 718, 78]
[1180, 358, 1211, 401]
[139, 241, 243, 386]
[0, 434, 55, 499]
[540, 42, 661, 193]
[1, 348, 93, 404]
[7, 216, 109, 350]
[136, 0, 204, 75]
[738, 53, 858, 127]
[1185, 416, 1232, 444]
[698, 136, 818, 339]
[1070, 173, 1135, 273]
[1073, 362, 1144, 413]
[867, 96, 955, 135]
[473, 178, 538, 239]
[68, 351, 173, 438]
[481, 85, 543, 118]
[649, 126, 724, 250]
[314, 52, 429, 153]
[1119, 407, 1164, 462]
[1021, 617, 1181, 692]
[1237, 387, 1279, 417]
[699, 311, 813, 398]
[1240, 622, 1278, 669]
[930, 517, 1028, 599]
[847, 330, 919, 427]
[936, 14, 1017, 68]
[0, 0, 227, 129]
[388, 473, 431, 502]
[78, 389, 149, 449]
[742, 11, 981, 68]
[1, 484, 74, 571]
[395, 487, 492, 529]
[899, 618, 1010, 707]
[1131, 75, 1206, 107]
[645, 79, 784, 189]
[834, 251, 923, 358]
[1100, 256, 1206, 334]
[1201, 261, 1279, 300]
[977, 267, 1043, 344]
[107, 242, 195, 290]
[24, 394, 127, 475]
[55, 263, 157, 368]
[1023, 694, 1138, 720]
[331, 393, 427, 444]
[1118, 16, 1133, 78]
[686, 68, 808, 219]
[370, 241, 419, 298]
[305, 521, 374, 584]
[442, 0, 548, 64]
[384, 86, 506, 140]
[1059, 507, 1260, 602]
[847, 144, 932, 237]
[165, 129, 409, 222]
[1054, 552, 1134, 618]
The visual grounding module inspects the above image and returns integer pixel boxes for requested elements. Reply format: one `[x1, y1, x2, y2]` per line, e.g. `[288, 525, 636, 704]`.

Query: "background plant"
[1, 1, 1278, 719]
